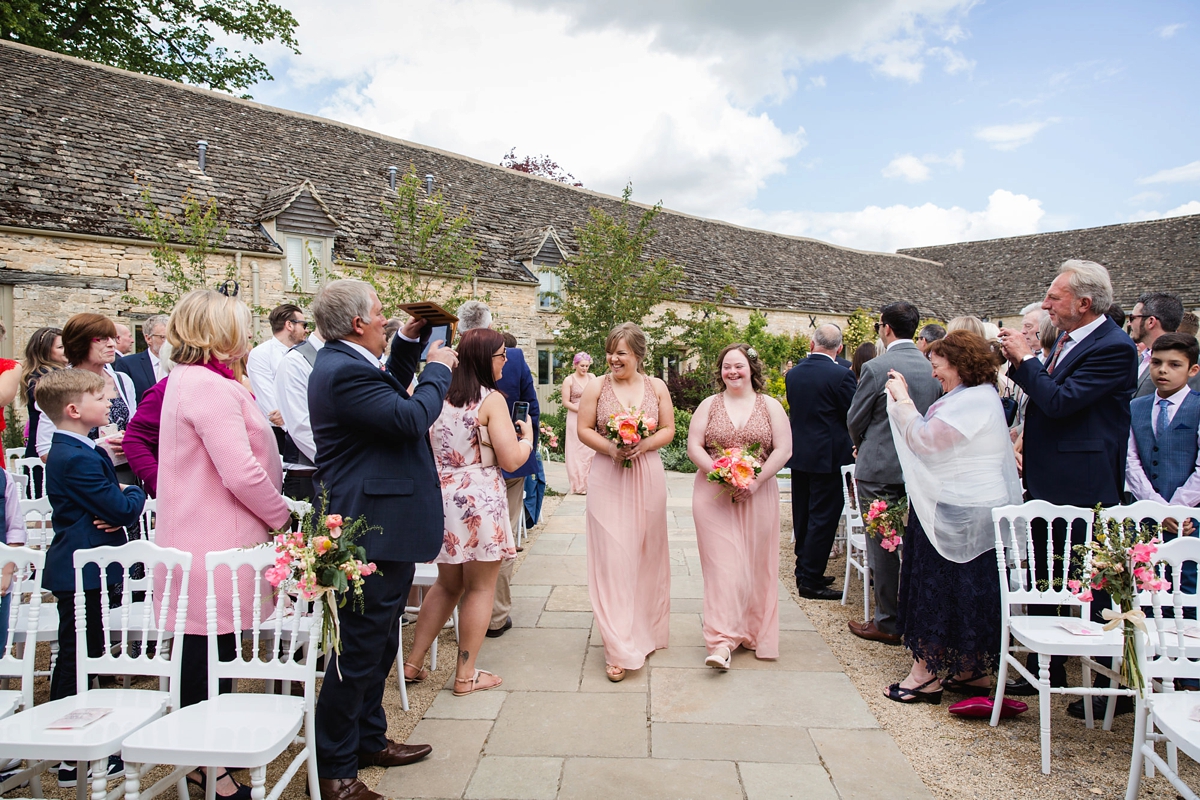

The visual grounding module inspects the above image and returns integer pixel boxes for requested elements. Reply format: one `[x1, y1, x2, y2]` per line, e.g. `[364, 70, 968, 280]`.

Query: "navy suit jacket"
[786, 354, 857, 474]
[112, 349, 157, 403]
[44, 432, 146, 592]
[309, 336, 451, 563]
[496, 348, 540, 480]
[1011, 316, 1138, 506]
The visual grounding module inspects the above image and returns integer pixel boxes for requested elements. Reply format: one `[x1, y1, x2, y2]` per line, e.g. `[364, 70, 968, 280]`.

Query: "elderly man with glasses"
[113, 314, 170, 402]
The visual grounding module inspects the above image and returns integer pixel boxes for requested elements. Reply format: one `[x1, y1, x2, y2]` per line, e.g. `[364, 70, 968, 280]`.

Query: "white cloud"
[927, 45, 975, 74]
[975, 119, 1058, 150]
[882, 149, 964, 182]
[736, 189, 1044, 252]
[1127, 191, 1163, 206]
[1130, 200, 1200, 222]
[1159, 23, 1186, 38]
[808, 75, 827, 89]
[1138, 160, 1200, 185]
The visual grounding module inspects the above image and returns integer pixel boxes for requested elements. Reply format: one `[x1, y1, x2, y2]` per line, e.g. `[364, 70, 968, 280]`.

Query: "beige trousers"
[490, 477, 523, 629]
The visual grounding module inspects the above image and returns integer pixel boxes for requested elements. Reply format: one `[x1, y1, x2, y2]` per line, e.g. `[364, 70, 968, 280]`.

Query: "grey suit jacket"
[1134, 364, 1200, 397]
[846, 341, 942, 485]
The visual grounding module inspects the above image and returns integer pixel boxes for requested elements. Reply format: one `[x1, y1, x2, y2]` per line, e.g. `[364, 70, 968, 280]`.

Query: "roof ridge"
[899, 213, 1200, 253]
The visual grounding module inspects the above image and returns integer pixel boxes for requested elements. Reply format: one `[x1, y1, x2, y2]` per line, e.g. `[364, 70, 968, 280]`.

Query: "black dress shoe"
[820, 575, 836, 586]
[485, 617, 513, 638]
[796, 582, 841, 600]
[1067, 695, 1134, 720]
[357, 739, 433, 768]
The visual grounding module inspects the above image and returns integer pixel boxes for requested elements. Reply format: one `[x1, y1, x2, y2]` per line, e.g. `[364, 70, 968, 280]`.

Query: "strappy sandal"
[705, 647, 731, 671]
[186, 769, 251, 800]
[606, 664, 626, 683]
[403, 661, 429, 683]
[941, 674, 992, 697]
[884, 676, 943, 705]
[453, 669, 502, 696]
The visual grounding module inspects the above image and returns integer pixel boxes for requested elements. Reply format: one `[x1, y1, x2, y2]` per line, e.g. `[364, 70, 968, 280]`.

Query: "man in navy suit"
[786, 324, 857, 599]
[999, 259, 1138, 713]
[112, 315, 168, 402]
[308, 280, 457, 800]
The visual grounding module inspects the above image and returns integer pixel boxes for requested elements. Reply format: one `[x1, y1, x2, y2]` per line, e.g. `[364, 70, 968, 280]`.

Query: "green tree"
[124, 184, 234, 312]
[356, 166, 481, 318]
[843, 307, 876, 355]
[548, 184, 684, 365]
[1, 0, 300, 95]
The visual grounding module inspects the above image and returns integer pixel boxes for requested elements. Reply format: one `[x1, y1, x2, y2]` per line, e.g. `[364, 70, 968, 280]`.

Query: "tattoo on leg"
[459, 650, 469, 664]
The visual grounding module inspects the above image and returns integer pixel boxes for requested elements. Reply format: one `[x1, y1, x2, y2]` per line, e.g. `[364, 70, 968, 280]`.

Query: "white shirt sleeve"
[247, 339, 283, 422]
[1126, 428, 1168, 504]
[275, 353, 316, 463]
[3, 471, 25, 545]
[35, 402, 56, 458]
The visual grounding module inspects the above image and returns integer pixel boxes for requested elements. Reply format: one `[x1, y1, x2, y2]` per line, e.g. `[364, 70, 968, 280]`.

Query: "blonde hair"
[34, 368, 105, 425]
[167, 289, 253, 366]
[605, 322, 647, 372]
[946, 316, 987, 339]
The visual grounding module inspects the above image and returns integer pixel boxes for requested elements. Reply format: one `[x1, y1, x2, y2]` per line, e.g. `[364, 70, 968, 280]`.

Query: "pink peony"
[711, 455, 733, 471]
[325, 514, 344, 529]
[1129, 542, 1158, 565]
[618, 418, 641, 444]
[313, 536, 334, 555]
[729, 460, 755, 488]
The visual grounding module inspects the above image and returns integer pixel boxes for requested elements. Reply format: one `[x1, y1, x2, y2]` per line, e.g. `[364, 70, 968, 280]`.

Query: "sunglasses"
[289, 319, 310, 328]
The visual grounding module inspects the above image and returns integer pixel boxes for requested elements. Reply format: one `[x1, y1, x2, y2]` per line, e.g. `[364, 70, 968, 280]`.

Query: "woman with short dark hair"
[851, 341, 877, 380]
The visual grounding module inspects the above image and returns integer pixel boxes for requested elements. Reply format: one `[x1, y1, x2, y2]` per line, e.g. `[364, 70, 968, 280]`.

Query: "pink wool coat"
[155, 362, 292, 635]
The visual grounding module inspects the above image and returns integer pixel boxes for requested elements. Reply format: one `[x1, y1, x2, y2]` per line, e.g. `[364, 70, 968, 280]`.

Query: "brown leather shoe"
[357, 739, 433, 768]
[848, 619, 902, 645]
[318, 778, 383, 800]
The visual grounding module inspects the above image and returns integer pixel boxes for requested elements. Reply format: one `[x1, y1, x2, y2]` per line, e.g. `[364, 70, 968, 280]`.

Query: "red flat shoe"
[948, 696, 1028, 719]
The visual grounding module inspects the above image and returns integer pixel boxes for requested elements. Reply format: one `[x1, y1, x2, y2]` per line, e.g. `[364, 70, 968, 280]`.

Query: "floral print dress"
[429, 388, 516, 564]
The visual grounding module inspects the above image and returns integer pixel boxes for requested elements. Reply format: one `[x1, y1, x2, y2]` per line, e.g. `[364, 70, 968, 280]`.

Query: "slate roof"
[899, 214, 1200, 314]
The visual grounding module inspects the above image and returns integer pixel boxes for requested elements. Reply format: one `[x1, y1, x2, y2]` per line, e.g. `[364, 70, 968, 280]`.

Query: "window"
[537, 347, 566, 385]
[285, 235, 328, 293]
[537, 270, 562, 310]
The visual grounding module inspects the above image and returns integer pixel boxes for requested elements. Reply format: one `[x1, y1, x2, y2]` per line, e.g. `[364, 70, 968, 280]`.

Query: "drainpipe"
[249, 255, 261, 336]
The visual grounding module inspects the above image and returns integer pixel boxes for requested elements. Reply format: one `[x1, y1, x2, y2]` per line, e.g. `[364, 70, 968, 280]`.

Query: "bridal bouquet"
[539, 422, 559, 451]
[1068, 506, 1170, 696]
[606, 408, 656, 468]
[864, 497, 907, 553]
[706, 443, 763, 499]
[267, 491, 379, 658]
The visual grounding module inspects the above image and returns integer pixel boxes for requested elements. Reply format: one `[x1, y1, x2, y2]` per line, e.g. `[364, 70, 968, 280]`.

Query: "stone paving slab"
[511, 554, 588, 585]
[544, 585, 591, 612]
[535, 611, 593, 628]
[468, 627, 588, 692]
[739, 762, 839, 800]
[464, 756, 563, 800]
[377, 718, 491, 799]
[809, 729, 934, 799]
[650, 722, 820, 763]
[486, 692, 650, 758]
[424, 688, 508, 720]
[557, 757, 743, 800]
[580, 645, 648, 693]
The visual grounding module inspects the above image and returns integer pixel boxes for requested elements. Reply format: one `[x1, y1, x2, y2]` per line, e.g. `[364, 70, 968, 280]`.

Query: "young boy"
[35, 369, 145, 786]
[1127, 332, 1200, 596]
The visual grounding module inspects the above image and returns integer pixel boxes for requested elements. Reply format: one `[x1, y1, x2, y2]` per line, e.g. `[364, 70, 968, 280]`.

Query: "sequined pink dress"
[564, 374, 595, 494]
[586, 374, 670, 670]
[692, 393, 780, 658]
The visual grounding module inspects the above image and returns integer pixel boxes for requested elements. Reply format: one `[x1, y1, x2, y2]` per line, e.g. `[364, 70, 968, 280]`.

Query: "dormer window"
[538, 270, 562, 310]
[514, 226, 570, 312]
[285, 235, 328, 293]
[258, 180, 340, 295]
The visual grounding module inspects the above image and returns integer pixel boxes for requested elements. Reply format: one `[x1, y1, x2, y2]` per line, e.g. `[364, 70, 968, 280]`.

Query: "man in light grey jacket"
[846, 301, 941, 644]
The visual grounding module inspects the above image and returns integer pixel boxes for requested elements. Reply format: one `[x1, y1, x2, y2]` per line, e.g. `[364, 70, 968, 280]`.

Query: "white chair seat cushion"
[0, 688, 168, 761]
[0, 690, 21, 720]
[1148, 693, 1200, 764]
[1009, 616, 1125, 658]
[122, 694, 305, 767]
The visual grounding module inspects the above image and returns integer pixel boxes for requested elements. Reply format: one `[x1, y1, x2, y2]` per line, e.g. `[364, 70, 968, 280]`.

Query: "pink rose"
[325, 514, 344, 529]
[1077, 589, 1093, 603]
[328, 526, 342, 540]
[313, 536, 333, 555]
[1129, 542, 1158, 565]
[712, 455, 733, 471]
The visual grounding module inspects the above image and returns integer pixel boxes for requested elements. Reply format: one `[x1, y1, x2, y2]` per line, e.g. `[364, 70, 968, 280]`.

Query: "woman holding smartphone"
[405, 328, 534, 696]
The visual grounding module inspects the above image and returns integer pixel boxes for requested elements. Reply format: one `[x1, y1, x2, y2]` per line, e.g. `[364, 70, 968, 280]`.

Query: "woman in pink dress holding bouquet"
[576, 323, 675, 682]
[561, 352, 596, 494]
[687, 344, 792, 669]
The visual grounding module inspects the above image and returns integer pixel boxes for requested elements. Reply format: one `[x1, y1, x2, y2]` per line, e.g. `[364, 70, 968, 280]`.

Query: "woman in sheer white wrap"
[882, 330, 1023, 705]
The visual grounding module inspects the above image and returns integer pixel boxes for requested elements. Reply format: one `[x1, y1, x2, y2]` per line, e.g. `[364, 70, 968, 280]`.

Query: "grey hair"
[918, 323, 946, 343]
[1058, 259, 1113, 313]
[312, 279, 375, 342]
[456, 300, 492, 332]
[812, 323, 843, 350]
[1020, 302, 1042, 316]
[142, 314, 169, 338]
[1038, 313, 1059, 351]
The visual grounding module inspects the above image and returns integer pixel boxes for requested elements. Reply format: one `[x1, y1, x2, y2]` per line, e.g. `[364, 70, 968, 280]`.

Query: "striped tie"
[1046, 333, 1069, 374]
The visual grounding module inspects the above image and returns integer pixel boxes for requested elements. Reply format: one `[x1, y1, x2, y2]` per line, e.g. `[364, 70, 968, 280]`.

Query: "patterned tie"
[1046, 333, 1069, 374]
[1156, 398, 1171, 440]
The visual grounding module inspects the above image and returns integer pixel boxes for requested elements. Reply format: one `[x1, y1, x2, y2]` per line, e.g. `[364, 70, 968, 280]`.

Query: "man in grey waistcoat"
[845, 301, 941, 644]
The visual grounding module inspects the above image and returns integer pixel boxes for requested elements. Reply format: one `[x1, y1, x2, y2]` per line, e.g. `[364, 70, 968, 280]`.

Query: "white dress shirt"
[1055, 314, 1107, 364]
[246, 335, 290, 421]
[36, 365, 137, 457]
[275, 333, 324, 464]
[149, 349, 163, 382]
[1126, 385, 1200, 506]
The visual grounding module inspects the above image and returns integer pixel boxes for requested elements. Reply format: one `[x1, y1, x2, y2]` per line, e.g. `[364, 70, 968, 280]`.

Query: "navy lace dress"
[897, 509, 1001, 677]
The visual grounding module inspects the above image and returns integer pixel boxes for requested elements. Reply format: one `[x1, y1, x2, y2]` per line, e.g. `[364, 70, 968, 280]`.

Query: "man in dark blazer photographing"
[308, 280, 458, 800]
[786, 323, 857, 599]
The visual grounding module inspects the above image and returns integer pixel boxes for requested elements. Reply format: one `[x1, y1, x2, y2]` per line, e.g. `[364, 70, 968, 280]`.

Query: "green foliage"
[123, 185, 234, 312]
[3, 405, 24, 451]
[357, 167, 481, 318]
[673, 406, 693, 440]
[843, 308, 876, 355]
[548, 184, 684, 366]
[763, 371, 788, 412]
[1, 0, 300, 95]
[659, 444, 697, 474]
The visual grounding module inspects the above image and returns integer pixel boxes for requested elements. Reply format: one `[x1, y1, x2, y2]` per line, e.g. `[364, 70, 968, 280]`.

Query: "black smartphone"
[511, 401, 530, 422]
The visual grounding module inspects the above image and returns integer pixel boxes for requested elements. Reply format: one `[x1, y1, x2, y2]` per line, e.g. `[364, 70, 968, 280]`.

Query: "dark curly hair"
[714, 343, 765, 393]
[927, 330, 1003, 387]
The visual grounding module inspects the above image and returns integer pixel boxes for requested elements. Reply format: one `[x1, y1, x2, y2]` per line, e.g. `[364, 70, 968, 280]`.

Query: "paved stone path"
[380, 464, 933, 800]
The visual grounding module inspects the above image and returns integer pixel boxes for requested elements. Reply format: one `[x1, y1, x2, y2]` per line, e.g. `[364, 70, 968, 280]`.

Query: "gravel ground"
[5, 495, 562, 800]
[778, 503, 1198, 800]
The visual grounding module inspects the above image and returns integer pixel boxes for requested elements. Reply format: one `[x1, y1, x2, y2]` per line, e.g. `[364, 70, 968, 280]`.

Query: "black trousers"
[792, 470, 845, 587]
[283, 471, 316, 503]
[315, 561, 415, 779]
[179, 632, 237, 708]
[49, 589, 105, 701]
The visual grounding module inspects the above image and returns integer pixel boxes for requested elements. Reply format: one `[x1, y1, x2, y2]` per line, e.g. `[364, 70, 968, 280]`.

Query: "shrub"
[667, 372, 711, 412]
[659, 443, 697, 473]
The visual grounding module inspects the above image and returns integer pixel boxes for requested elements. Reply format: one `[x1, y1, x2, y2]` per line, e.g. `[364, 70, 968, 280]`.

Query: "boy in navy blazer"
[36, 369, 146, 707]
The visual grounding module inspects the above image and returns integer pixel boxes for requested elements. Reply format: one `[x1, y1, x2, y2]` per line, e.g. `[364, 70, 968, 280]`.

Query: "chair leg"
[841, 555, 851, 606]
[124, 761, 141, 800]
[1102, 692, 1117, 732]
[1038, 653, 1052, 775]
[306, 708, 321, 800]
[89, 758, 108, 800]
[1125, 699, 1148, 800]
[249, 765, 267, 800]
[991, 649, 1011, 727]
[1083, 661, 1094, 729]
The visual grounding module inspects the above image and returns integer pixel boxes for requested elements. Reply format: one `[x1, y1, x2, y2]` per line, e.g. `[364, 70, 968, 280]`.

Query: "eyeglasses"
[874, 322, 883, 334]
[493, 351, 508, 361]
[217, 280, 240, 298]
[1128, 314, 1149, 323]
[148, 333, 167, 341]
[289, 318, 310, 328]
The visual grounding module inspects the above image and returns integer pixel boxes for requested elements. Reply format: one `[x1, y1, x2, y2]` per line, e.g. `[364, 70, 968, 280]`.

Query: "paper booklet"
[46, 708, 112, 730]
[1058, 620, 1102, 636]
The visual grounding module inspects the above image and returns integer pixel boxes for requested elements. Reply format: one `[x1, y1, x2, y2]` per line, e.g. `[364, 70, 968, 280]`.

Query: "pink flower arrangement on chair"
[864, 497, 907, 553]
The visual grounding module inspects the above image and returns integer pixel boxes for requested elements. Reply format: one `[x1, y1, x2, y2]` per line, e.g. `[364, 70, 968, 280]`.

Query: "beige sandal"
[403, 661, 429, 683]
[606, 664, 626, 682]
[453, 669, 502, 696]
[705, 648, 731, 671]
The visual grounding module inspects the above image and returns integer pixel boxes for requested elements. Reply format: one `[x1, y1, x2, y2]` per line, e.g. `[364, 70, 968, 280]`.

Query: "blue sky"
[241, 0, 1199, 252]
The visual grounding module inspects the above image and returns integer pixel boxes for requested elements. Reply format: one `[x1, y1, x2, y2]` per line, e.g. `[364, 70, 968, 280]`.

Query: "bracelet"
[896, 398, 914, 406]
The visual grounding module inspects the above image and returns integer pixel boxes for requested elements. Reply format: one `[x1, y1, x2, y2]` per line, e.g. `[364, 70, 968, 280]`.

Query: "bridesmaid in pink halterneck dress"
[576, 323, 675, 682]
[561, 352, 595, 494]
[687, 344, 792, 669]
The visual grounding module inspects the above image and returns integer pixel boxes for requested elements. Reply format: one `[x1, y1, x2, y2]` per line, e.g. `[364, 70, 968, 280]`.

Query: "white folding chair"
[838, 465, 870, 621]
[397, 563, 458, 712]
[517, 490, 528, 547]
[20, 496, 54, 550]
[776, 468, 791, 507]
[6, 448, 26, 474]
[0, 544, 44, 718]
[1125, 535, 1200, 799]
[10, 457, 45, 500]
[991, 501, 1130, 773]
[121, 545, 322, 800]
[0, 541, 191, 800]
[137, 498, 157, 544]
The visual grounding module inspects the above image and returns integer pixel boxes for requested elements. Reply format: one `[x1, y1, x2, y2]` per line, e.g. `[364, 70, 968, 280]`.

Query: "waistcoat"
[1131, 390, 1200, 499]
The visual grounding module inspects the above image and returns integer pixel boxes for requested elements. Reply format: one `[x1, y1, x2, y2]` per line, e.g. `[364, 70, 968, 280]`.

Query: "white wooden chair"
[0, 544, 44, 719]
[11, 473, 28, 498]
[11, 502, 57, 679]
[137, 498, 157, 543]
[397, 563, 458, 712]
[990, 501, 1131, 774]
[120, 545, 322, 800]
[776, 468, 791, 507]
[20, 496, 54, 550]
[838, 465, 870, 621]
[5, 448, 26, 474]
[516, 490, 528, 547]
[10, 457, 45, 500]
[0, 541, 191, 800]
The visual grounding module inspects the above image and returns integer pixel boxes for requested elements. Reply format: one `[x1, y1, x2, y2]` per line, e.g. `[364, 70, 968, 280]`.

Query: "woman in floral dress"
[406, 328, 534, 695]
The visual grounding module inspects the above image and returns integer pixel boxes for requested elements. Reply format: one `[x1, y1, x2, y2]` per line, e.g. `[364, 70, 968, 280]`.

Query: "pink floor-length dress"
[692, 393, 780, 658]
[564, 375, 595, 494]
[586, 374, 670, 670]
